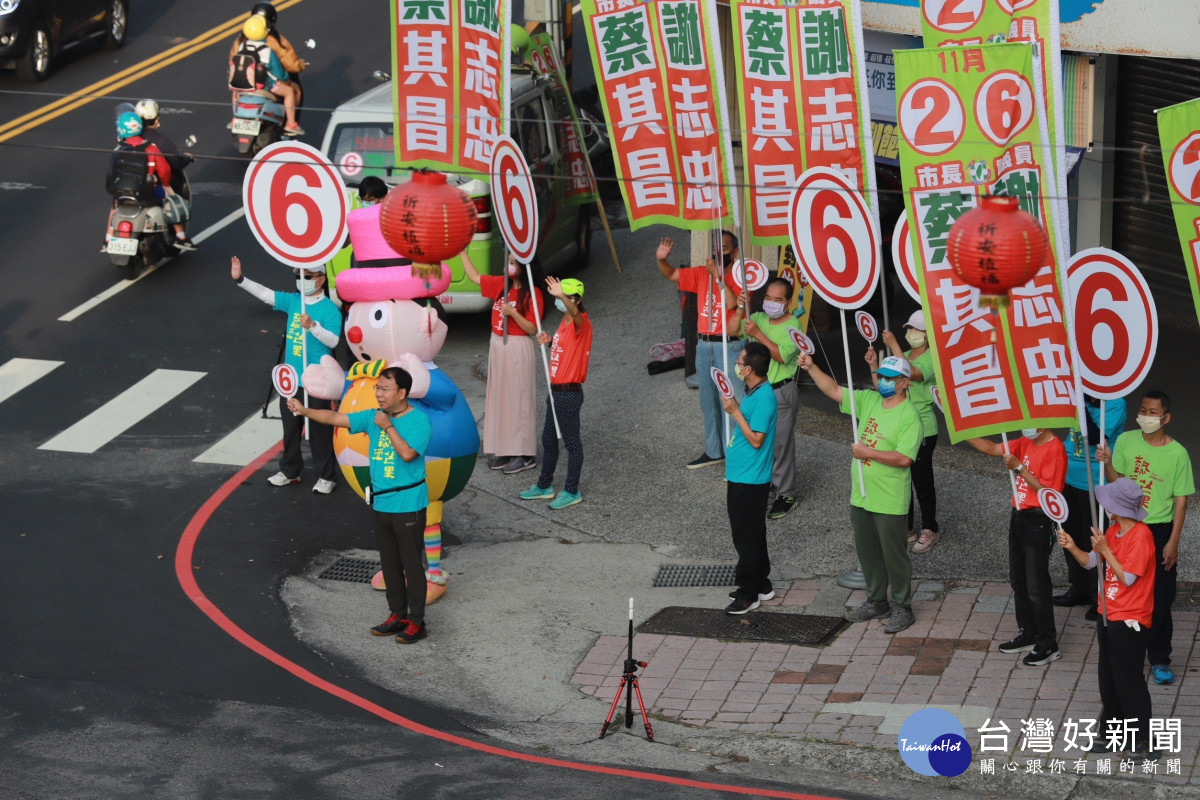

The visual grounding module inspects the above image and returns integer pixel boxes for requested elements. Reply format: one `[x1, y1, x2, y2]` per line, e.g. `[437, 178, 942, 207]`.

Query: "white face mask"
[762, 299, 787, 319]
[1136, 414, 1164, 434]
[905, 329, 926, 348]
[296, 276, 321, 295]
[1021, 428, 1040, 440]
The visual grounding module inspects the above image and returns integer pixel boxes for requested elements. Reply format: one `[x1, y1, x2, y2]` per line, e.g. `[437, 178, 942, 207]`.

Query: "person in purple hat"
[1059, 478, 1158, 758]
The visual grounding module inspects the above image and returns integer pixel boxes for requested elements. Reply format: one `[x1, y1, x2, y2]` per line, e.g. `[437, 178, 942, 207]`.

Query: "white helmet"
[134, 99, 159, 121]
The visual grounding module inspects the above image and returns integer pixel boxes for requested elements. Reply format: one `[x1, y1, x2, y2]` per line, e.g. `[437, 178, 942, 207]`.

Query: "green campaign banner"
[895, 43, 1076, 442]
[581, 0, 738, 231]
[1157, 97, 1200, 329]
[526, 32, 599, 205]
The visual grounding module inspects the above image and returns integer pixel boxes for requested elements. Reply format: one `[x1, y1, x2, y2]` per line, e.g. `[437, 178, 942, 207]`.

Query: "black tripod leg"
[599, 677, 627, 739]
[631, 678, 654, 741]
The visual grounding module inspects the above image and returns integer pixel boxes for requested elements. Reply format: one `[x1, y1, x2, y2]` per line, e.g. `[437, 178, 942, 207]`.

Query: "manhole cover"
[652, 564, 736, 587]
[318, 557, 381, 583]
[637, 606, 844, 646]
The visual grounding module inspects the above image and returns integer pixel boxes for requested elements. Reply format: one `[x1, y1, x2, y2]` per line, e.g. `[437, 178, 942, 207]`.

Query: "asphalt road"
[0, 4, 853, 799]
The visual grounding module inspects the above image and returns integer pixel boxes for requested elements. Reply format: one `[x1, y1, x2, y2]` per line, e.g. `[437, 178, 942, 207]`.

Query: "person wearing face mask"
[799, 352, 922, 635]
[730, 277, 802, 520]
[230, 255, 343, 494]
[655, 232, 744, 469]
[880, 310, 941, 553]
[519, 277, 592, 510]
[461, 254, 546, 475]
[1097, 390, 1195, 686]
[964, 427, 1067, 666]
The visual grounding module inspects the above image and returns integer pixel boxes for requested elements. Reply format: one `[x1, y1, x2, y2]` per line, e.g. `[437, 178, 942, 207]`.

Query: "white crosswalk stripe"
[0, 358, 63, 405]
[194, 410, 281, 466]
[39, 369, 206, 454]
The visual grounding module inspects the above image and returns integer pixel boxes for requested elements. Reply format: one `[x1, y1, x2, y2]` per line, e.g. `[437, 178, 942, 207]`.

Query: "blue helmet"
[116, 111, 143, 139]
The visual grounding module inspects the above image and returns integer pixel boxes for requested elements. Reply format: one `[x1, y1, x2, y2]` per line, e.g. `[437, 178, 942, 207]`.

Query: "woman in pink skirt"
[462, 255, 544, 474]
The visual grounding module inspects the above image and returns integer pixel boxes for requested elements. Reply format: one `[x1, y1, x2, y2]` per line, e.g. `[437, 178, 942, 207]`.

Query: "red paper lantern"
[379, 169, 477, 269]
[946, 195, 1048, 307]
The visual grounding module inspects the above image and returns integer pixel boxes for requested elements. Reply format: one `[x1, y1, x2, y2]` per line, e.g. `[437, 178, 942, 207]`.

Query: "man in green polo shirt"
[799, 351, 922, 634]
[1098, 389, 1195, 685]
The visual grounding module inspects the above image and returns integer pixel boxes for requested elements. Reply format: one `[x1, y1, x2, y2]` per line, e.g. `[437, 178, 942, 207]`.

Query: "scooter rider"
[229, 14, 303, 136]
[135, 99, 193, 194]
[251, 2, 307, 79]
[104, 112, 196, 252]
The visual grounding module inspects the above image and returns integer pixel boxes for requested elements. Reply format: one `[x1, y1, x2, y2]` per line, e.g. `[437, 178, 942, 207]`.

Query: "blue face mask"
[554, 298, 567, 313]
[877, 378, 897, 399]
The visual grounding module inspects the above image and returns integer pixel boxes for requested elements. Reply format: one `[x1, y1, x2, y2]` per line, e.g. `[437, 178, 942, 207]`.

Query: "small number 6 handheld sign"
[711, 367, 734, 400]
[1037, 488, 1068, 524]
[787, 328, 815, 355]
[272, 364, 299, 399]
[855, 310, 879, 342]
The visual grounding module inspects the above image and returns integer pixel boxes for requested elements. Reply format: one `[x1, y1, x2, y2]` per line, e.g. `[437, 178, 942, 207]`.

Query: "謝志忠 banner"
[1157, 97, 1200, 330]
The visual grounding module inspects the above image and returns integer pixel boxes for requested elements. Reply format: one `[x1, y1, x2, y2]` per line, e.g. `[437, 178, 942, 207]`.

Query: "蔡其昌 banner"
[1157, 97, 1200, 330]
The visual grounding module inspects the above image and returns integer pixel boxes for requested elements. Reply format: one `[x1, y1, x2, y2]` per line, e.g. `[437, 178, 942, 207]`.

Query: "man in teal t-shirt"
[289, 367, 435, 645]
[800, 350, 921, 635]
[721, 342, 778, 616]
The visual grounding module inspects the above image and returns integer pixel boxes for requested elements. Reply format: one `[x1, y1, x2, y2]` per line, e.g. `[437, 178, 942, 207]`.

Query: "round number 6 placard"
[272, 364, 299, 399]
[711, 367, 734, 400]
[1037, 488, 1068, 524]
[787, 327, 815, 355]
[788, 167, 879, 310]
[489, 135, 539, 265]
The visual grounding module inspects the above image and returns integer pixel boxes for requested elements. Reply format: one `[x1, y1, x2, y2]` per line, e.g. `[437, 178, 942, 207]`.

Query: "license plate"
[231, 118, 261, 136]
[107, 238, 139, 256]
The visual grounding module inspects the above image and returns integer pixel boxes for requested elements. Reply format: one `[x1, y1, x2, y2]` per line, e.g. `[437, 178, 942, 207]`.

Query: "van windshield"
[328, 123, 396, 186]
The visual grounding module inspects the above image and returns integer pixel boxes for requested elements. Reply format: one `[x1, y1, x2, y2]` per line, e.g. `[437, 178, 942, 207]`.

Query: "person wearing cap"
[461, 253, 545, 476]
[964, 427, 1067, 666]
[1058, 478, 1157, 758]
[1054, 393, 1126, 620]
[519, 276, 592, 509]
[880, 310, 940, 552]
[230, 255, 342, 495]
[730, 277, 802, 520]
[655, 234, 744, 469]
[1097, 389, 1195, 686]
[798, 350, 922, 635]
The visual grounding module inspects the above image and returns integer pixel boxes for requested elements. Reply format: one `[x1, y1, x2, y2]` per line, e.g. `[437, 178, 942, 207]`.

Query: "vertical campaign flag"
[526, 32, 600, 205]
[1157, 97, 1200, 329]
[390, 0, 510, 175]
[581, 0, 738, 231]
[895, 44, 1076, 442]
[730, 0, 877, 244]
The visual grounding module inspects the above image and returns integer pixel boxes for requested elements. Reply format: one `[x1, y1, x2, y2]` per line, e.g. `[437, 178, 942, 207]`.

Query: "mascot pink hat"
[335, 204, 452, 302]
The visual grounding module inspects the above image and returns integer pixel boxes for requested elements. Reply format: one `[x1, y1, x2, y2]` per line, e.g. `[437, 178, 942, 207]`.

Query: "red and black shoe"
[395, 621, 427, 644]
[370, 613, 409, 637]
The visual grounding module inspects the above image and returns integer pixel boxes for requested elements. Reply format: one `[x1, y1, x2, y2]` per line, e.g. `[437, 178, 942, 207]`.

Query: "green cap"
[559, 278, 585, 297]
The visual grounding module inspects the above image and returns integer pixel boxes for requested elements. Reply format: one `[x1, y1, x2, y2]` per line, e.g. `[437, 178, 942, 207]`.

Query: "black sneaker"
[844, 599, 891, 623]
[1052, 591, 1089, 607]
[370, 612, 408, 637]
[768, 496, 796, 520]
[998, 630, 1037, 654]
[487, 455, 512, 470]
[174, 236, 198, 252]
[1022, 644, 1062, 666]
[725, 597, 760, 615]
[687, 453, 724, 469]
[502, 455, 537, 474]
[395, 620, 428, 644]
[1085, 606, 1099, 621]
[728, 588, 776, 601]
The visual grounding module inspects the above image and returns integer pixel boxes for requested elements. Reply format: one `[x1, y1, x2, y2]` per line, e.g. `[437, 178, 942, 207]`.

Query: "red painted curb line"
[175, 442, 841, 799]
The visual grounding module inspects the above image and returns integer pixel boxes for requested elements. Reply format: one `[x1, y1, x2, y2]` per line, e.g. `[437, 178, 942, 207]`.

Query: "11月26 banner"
[1157, 96, 1200, 330]
[895, 43, 1076, 442]
[581, 0, 738, 232]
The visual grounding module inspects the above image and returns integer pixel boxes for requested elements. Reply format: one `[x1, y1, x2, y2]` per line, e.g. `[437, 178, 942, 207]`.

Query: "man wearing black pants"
[721, 342, 778, 615]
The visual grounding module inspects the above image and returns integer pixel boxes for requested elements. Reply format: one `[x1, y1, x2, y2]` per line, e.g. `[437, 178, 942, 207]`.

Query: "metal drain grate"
[637, 606, 845, 646]
[317, 557, 382, 584]
[652, 564, 737, 587]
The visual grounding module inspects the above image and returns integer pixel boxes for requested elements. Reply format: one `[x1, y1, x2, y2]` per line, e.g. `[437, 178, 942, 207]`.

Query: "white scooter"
[106, 175, 192, 281]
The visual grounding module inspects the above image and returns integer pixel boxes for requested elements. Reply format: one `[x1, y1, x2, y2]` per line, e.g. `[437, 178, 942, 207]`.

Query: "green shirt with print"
[905, 347, 938, 439]
[1111, 430, 1195, 524]
[742, 312, 800, 385]
[839, 389, 922, 515]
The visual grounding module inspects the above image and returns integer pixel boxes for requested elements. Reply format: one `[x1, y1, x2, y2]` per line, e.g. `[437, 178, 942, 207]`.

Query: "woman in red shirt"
[1059, 477, 1157, 757]
[462, 255, 544, 475]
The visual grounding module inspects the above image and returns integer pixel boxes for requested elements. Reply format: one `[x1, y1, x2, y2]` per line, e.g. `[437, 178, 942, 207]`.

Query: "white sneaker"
[267, 471, 301, 487]
[312, 478, 336, 495]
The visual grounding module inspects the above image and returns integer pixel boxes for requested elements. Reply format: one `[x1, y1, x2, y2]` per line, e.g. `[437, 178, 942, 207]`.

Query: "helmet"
[250, 2, 277, 25]
[116, 111, 143, 139]
[242, 14, 268, 41]
[134, 99, 159, 121]
[559, 278, 585, 298]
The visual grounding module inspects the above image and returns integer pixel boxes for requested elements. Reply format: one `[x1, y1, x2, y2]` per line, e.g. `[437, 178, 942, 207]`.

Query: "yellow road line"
[0, 0, 304, 144]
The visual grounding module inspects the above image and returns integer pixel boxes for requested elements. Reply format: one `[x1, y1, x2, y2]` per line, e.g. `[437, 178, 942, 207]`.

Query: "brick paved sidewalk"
[571, 579, 1200, 785]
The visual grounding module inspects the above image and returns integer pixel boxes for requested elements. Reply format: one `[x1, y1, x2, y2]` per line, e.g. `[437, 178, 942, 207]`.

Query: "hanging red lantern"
[379, 169, 477, 279]
[945, 195, 1048, 308]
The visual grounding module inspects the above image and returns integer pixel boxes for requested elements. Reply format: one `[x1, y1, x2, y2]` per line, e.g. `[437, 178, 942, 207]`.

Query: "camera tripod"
[599, 599, 654, 741]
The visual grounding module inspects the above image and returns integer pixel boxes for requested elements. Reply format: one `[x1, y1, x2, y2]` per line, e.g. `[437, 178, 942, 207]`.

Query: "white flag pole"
[526, 262, 561, 440]
[840, 310, 865, 497]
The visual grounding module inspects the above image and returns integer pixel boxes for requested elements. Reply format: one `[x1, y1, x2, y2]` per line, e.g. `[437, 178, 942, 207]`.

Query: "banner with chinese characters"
[526, 32, 599, 205]
[1157, 97, 1200, 330]
[390, 0, 510, 176]
[895, 44, 1076, 442]
[581, 0, 738, 231]
[729, 0, 877, 244]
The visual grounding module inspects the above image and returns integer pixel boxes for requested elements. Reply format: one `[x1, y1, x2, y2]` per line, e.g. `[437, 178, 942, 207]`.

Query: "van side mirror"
[372, 70, 390, 82]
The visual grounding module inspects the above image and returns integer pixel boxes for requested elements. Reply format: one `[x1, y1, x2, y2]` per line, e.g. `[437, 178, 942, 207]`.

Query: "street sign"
[711, 367, 734, 400]
[730, 258, 768, 292]
[787, 327, 815, 355]
[1038, 488, 1068, 524]
[891, 214, 921, 303]
[243, 141, 349, 269]
[788, 167, 879, 310]
[1067, 248, 1159, 401]
[855, 310, 879, 342]
[490, 135, 539, 264]
[272, 364, 299, 399]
